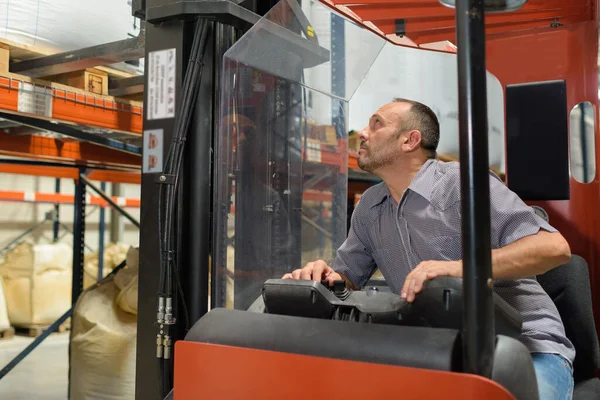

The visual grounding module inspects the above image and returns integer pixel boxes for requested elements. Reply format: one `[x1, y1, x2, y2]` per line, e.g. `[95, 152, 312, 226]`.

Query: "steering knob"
[321, 279, 350, 300]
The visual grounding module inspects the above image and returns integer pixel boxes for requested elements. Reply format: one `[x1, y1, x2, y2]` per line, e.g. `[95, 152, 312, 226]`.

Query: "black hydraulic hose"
[166, 21, 210, 171]
[159, 19, 210, 299]
[158, 186, 165, 295]
[162, 185, 175, 296]
[155, 19, 212, 396]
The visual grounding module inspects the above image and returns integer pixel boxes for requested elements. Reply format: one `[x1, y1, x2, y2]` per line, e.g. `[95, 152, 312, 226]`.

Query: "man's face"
[357, 102, 409, 173]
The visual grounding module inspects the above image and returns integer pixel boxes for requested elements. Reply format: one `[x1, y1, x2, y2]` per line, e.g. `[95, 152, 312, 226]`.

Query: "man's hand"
[282, 259, 343, 285]
[401, 260, 462, 302]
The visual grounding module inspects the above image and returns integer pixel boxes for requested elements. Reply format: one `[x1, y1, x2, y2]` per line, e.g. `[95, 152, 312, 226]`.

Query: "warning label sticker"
[147, 48, 176, 120]
[143, 129, 164, 173]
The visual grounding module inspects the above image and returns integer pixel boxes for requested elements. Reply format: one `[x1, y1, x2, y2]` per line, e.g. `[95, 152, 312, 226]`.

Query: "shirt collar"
[369, 158, 437, 208]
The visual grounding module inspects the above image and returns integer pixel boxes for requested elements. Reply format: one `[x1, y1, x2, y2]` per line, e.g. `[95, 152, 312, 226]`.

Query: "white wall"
[348, 42, 506, 172]
[293, 3, 507, 171]
[0, 173, 140, 254]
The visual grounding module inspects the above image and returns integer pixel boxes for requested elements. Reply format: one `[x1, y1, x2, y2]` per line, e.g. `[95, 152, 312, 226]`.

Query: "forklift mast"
[136, 1, 268, 398]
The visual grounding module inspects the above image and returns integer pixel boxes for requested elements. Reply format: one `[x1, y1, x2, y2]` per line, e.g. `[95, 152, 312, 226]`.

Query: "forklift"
[135, 0, 600, 399]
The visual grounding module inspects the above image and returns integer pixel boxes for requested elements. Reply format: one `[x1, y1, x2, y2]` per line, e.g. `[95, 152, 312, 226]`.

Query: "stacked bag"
[0, 242, 72, 326]
[69, 246, 139, 400]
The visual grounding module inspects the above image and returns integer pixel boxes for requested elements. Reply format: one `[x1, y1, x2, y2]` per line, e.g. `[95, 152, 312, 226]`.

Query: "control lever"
[320, 279, 351, 300]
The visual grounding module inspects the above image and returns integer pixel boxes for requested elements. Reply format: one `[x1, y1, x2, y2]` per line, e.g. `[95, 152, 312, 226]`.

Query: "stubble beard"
[357, 145, 399, 173]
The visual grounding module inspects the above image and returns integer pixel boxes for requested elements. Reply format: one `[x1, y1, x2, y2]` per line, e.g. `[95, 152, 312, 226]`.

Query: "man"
[283, 99, 575, 400]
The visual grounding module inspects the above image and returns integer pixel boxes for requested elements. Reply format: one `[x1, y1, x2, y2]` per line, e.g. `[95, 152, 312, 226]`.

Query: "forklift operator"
[283, 98, 576, 400]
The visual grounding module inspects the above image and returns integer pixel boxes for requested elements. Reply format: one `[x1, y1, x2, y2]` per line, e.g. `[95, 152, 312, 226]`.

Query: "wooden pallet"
[0, 37, 143, 100]
[0, 37, 137, 78]
[13, 319, 71, 338]
[0, 327, 15, 341]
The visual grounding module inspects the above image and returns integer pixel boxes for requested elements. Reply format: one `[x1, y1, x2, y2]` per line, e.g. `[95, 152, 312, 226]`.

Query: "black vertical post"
[331, 13, 347, 257]
[98, 181, 106, 281]
[136, 8, 187, 399]
[110, 183, 122, 242]
[455, 0, 495, 377]
[179, 19, 215, 327]
[72, 170, 86, 305]
[210, 23, 237, 310]
[53, 178, 61, 241]
[579, 104, 588, 182]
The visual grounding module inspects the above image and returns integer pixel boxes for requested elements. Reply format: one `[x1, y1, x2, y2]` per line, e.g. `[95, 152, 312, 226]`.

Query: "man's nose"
[359, 128, 369, 142]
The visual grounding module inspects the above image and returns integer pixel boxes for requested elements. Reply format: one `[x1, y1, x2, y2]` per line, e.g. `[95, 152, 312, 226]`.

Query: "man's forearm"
[490, 230, 571, 280]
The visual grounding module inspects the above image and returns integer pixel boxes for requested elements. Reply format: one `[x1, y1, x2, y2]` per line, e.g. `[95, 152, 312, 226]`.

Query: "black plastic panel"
[259, 277, 523, 338]
[185, 308, 462, 372]
[492, 335, 539, 400]
[505, 80, 570, 200]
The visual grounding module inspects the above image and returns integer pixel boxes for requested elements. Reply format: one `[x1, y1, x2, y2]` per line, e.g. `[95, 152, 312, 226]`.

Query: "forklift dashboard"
[256, 277, 523, 339]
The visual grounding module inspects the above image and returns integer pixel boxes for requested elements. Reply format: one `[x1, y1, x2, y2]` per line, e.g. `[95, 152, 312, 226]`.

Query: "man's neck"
[377, 157, 428, 204]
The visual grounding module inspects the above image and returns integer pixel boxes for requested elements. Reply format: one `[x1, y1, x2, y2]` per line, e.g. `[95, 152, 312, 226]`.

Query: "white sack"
[0, 241, 72, 325]
[69, 246, 138, 400]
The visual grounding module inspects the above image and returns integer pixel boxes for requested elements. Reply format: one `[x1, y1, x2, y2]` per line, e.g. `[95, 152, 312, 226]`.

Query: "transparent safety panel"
[212, 0, 506, 310]
[212, 0, 384, 310]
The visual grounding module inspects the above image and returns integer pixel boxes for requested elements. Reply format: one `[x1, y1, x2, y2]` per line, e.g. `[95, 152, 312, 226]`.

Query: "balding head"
[357, 98, 440, 174]
[392, 98, 440, 158]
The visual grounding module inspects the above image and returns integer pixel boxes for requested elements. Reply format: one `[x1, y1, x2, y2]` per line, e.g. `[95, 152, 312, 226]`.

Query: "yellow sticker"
[307, 26, 314, 37]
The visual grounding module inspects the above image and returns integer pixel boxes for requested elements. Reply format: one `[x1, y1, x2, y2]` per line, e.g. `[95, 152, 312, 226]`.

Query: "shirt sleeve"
[489, 173, 557, 249]
[331, 209, 377, 288]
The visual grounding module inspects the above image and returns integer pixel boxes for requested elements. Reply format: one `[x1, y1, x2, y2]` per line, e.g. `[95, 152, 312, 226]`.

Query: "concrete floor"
[0, 332, 69, 399]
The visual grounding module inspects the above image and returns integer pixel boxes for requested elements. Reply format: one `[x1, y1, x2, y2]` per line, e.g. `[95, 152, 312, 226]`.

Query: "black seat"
[536, 255, 600, 399]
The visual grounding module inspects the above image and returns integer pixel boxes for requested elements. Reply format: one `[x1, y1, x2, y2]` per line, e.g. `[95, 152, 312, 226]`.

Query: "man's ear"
[401, 130, 422, 152]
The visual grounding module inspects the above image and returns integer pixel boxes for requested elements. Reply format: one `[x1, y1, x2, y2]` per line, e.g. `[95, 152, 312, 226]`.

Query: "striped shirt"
[332, 158, 575, 363]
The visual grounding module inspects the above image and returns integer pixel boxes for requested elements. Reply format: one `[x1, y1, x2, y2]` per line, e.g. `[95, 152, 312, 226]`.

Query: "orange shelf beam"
[303, 190, 333, 202]
[0, 76, 143, 134]
[0, 190, 140, 208]
[88, 169, 141, 184]
[0, 152, 358, 184]
[0, 131, 141, 169]
[0, 164, 141, 184]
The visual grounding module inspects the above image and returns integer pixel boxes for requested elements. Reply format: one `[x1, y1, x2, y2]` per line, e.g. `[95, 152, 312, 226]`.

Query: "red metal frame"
[485, 19, 600, 333]
[174, 341, 515, 400]
[319, 0, 600, 335]
[321, 0, 594, 49]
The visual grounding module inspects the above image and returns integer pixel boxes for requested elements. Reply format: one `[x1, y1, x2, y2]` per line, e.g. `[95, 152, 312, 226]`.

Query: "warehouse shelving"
[0, 75, 143, 134]
[0, 7, 384, 381]
[0, 163, 141, 184]
[0, 32, 147, 383]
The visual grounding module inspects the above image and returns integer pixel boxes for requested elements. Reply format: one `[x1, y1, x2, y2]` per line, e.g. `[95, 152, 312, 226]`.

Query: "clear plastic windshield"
[212, 0, 505, 310]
